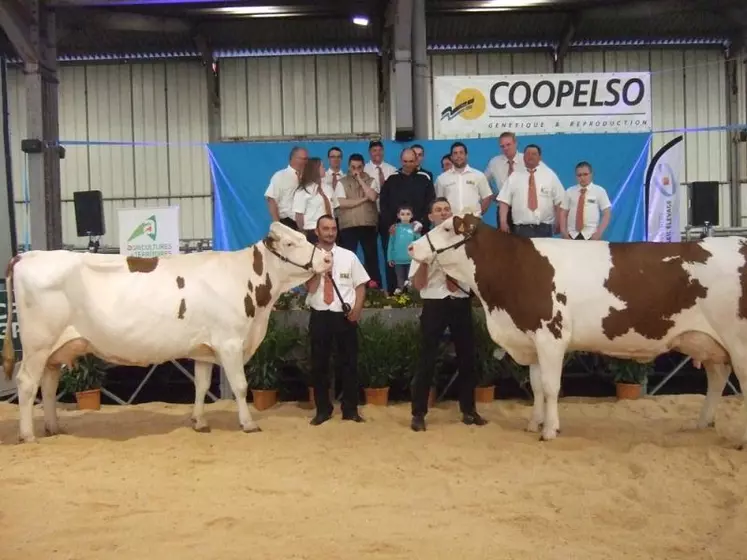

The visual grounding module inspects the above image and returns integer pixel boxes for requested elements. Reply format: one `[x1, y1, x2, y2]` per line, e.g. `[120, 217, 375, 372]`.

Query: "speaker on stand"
[688, 181, 720, 229]
[72, 190, 105, 253]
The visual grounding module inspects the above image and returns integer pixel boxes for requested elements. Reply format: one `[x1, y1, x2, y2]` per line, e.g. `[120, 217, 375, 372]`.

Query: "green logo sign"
[128, 215, 158, 242]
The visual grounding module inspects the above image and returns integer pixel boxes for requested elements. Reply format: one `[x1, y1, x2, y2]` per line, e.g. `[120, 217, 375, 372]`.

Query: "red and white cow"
[408, 212, 747, 447]
[2, 222, 331, 443]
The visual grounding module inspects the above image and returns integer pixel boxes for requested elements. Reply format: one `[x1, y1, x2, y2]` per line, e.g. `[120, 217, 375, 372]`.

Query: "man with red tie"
[304, 214, 370, 426]
[497, 144, 565, 238]
[559, 161, 612, 240]
[485, 132, 522, 231]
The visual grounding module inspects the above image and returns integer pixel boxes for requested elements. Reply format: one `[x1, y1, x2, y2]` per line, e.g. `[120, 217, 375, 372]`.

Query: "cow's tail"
[2, 255, 20, 380]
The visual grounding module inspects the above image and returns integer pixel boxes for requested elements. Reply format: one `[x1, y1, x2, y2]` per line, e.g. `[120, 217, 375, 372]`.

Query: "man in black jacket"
[379, 148, 436, 294]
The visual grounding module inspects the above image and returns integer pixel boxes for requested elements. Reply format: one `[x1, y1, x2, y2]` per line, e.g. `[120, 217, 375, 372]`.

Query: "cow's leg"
[191, 361, 213, 433]
[536, 342, 565, 442]
[696, 362, 730, 430]
[526, 363, 545, 433]
[218, 348, 260, 433]
[16, 354, 47, 443]
[41, 366, 63, 436]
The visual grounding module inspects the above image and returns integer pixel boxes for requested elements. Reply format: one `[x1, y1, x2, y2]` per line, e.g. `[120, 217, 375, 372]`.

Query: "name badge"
[339, 272, 351, 279]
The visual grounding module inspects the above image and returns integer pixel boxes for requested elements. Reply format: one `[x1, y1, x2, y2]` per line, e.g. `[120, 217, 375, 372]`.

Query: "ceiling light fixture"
[352, 15, 369, 26]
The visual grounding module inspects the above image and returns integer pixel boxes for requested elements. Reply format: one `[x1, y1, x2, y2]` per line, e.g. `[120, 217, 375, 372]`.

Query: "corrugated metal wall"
[219, 54, 380, 139]
[6, 61, 212, 248]
[3, 49, 737, 248]
[429, 48, 730, 227]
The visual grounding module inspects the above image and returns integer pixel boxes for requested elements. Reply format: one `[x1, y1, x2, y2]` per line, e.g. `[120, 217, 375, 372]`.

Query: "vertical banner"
[117, 206, 181, 257]
[645, 135, 684, 242]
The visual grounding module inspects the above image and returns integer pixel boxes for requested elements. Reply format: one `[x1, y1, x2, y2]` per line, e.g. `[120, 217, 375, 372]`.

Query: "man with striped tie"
[305, 215, 370, 426]
[496, 144, 565, 239]
[559, 161, 612, 241]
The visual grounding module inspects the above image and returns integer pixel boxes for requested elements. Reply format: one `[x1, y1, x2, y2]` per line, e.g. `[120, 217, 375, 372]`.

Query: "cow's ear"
[454, 217, 465, 235]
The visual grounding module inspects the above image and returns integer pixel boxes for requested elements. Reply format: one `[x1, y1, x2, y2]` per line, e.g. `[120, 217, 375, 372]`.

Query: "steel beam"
[23, 0, 63, 250]
[411, 0, 427, 140]
[553, 13, 577, 73]
[0, 0, 39, 67]
[392, 0, 414, 140]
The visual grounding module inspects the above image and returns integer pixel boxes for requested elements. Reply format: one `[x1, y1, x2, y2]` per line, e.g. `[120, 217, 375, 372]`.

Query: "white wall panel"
[430, 48, 730, 227]
[6, 61, 211, 248]
[219, 54, 380, 139]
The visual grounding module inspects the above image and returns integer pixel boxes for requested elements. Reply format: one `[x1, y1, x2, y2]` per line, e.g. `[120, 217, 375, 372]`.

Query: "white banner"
[118, 206, 181, 257]
[646, 136, 684, 242]
[433, 72, 652, 137]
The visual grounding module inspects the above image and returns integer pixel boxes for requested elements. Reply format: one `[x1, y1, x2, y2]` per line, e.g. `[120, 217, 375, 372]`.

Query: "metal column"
[411, 0, 428, 139]
[391, 0, 414, 140]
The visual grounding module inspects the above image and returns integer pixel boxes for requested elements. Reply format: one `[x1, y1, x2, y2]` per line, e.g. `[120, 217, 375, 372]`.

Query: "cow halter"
[263, 239, 318, 271]
[422, 227, 475, 297]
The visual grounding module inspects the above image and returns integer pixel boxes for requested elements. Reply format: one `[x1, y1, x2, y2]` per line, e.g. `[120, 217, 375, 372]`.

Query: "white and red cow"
[2, 222, 331, 443]
[408, 212, 747, 447]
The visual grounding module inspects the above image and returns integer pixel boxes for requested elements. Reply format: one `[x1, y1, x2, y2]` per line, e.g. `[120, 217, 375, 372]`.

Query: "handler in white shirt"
[497, 144, 565, 238]
[408, 197, 486, 432]
[435, 141, 493, 215]
[265, 146, 308, 229]
[559, 161, 612, 240]
[364, 140, 397, 191]
[305, 215, 369, 426]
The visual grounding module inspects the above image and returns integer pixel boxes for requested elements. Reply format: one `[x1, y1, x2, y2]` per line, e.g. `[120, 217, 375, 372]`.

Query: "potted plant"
[59, 354, 108, 410]
[606, 357, 652, 400]
[358, 315, 400, 405]
[245, 316, 302, 410]
[473, 312, 501, 403]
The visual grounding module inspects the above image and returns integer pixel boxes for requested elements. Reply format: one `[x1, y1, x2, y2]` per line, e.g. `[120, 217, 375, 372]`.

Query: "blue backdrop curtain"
[208, 133, 651, 286]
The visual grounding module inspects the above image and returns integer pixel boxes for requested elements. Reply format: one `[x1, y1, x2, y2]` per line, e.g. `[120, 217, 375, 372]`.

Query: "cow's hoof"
[242, 425, 262, 434]
[17, 435, 37, 444]
[696, 420, 716, 430]
[44, 426, 65, 437]
[191, 418, 211, 433]
[737, 442, 746, 451]
[539, 429, 559, 442]
[526, 420, 543, 433]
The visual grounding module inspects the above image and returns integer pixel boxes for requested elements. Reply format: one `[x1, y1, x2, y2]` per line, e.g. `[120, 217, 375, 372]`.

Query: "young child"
[387, 205, 422, 294]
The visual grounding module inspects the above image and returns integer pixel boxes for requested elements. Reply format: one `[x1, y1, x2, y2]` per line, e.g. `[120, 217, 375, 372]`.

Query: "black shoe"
[342, 412, 365, 423]
[411, 415, 426, 432]
[462, 412, 488, 426]
[310, 412, 332, 426]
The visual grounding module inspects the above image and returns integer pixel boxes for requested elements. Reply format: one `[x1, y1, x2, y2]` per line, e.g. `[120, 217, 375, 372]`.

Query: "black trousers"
[280, 217, 298, 231]
[412, 297, 477, 418]
[309, 309, 359, 416]
[573, 233, 585, 240]
[513, 223, 554, 238]
[338, 225, 380, 286]
[378, 224, 398, 294]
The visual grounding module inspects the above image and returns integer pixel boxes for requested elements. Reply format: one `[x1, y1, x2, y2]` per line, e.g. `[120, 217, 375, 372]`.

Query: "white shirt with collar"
[365, 160, 397, 185]
[264, 165, 300, 220]
[485, 151, 523, 193]
[323, 169, 345, 203]
[292, 183, 338, 231]
[561, 182, 612, 239]
[435, 165, 493, 214]
[306, 245, 370, 312]
[497, 165, 565, 226]
[407, 260, 470, 300]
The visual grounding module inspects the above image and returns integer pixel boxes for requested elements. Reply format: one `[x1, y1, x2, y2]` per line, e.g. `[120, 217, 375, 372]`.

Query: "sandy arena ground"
[1, 395, 747, 559]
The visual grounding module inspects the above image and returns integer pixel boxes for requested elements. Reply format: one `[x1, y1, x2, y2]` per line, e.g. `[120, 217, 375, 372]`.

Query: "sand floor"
[1, 395, 747, 560]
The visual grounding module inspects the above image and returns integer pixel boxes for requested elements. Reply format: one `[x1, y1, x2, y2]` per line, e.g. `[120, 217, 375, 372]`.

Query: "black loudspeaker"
[394, 128, 415, 142]
[73, 190, 105, 237]
[689, 181, 720, 227]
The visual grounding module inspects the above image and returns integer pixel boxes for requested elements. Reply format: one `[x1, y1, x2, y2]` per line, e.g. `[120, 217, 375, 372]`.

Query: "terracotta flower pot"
[428, 387, 437, 408]
[75, 388, 101, 411]
[475, 385, 495, 403]
[364, 386, 389, 406]
[251, 389, 278, 411]
[616, 382, 642, 400]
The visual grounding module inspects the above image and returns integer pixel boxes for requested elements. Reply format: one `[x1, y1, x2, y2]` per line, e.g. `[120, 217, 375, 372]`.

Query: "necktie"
[332, 172, 338, 189]
[508, 159, 515, 176]
[319, 185, 332, 217]
[377, 166, 385, 188]
[527, 168, 538, 212]
[323, 272, 334, 305]
[575, 187, 587, 233]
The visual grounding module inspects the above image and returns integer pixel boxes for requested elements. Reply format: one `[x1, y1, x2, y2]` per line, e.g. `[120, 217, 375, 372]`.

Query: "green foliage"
[245, 316, 304, 390]
[59, 354, 108, 394]
[357, 315, 403, 388]
[606, 357, 652, 384]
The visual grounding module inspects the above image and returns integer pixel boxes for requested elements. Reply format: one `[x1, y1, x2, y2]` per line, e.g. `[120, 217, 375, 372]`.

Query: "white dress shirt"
[497, 166, 565, 225]
[561, 183, 612, 239]
[323, 169, 344, 206]
[306, 245, 370, 312]
[292, 183, 338, 231]
[365, 161, 397, 210]
[264, 166, 300, 220]
[485, 152, 523, 193]
[435, 165, 493, 214]
[407, 260, 470, 300]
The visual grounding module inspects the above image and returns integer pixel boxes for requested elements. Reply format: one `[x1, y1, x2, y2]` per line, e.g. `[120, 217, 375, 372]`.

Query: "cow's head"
[262, 222, 332, 289]
[408, 211, 482, 285]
